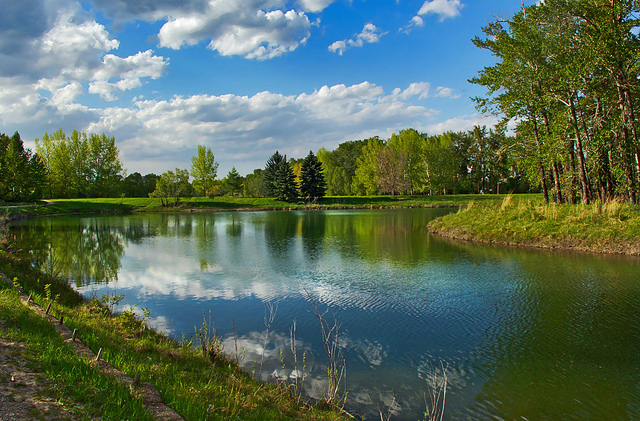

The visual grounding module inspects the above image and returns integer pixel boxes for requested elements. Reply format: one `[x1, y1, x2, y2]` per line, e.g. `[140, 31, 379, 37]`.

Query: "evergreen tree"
[264, 151, 286, 197]
[274, 159, 298, 202]
[300, 150, 326, 202]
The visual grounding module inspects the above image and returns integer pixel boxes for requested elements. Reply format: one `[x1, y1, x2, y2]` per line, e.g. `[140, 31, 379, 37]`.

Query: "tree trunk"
[568, 95, 591, 204]
[533, 118, 550, 204]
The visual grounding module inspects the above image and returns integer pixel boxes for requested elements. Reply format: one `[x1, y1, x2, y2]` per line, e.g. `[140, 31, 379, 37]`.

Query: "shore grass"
[428, 195, 640, 255]
[3, 194, 505, 218]
[0, 236, 346, 420]
[0, 286, 152, 420]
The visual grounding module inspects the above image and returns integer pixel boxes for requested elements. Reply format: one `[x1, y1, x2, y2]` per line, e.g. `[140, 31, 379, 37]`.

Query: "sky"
[0, 0, 531, 177]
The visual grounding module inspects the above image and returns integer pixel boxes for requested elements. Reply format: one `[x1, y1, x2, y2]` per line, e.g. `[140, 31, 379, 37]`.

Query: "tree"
[0, 132, 46, 201]
[222, 167, 243, 196]
[244, 169, 267, 197]
[263, 151, 286, 197]
[191, 145, 219, 197]
[352, 137, 384, 195]
[150, 168, 190, 207]
[274, 160, 298, 202]
[375, 146, 411, 196]
[35, 129, 124, 198]
[387, 129, 427, 194]
[300, 151, 327, 202]
[87, 133, 123, 197]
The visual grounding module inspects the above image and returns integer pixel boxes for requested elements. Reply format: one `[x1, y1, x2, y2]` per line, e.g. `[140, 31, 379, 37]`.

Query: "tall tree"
[223, 167, 243, 196]
[352, 137, 384, 195]
[191, 145, 219, 197]
[264, 151, 286, 197]
[300, 150, 327, 202]
[375, 146, 410, 196]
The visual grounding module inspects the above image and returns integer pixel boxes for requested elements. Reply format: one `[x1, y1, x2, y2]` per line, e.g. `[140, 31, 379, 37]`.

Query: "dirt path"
[0, 322, 79, 420]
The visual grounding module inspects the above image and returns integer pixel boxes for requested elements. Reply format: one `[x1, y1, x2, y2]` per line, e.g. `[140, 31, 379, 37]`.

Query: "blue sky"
[0, 0, 530, 177]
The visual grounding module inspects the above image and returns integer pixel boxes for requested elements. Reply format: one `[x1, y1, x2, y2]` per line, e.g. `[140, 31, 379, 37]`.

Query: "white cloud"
[400, 16, 424, 34]
[89, 50, 169, 100]
[297, 0, 337, 12]
[158, 1, 312, 60]
[433, 86, 460, 99]
[84, 81, 437, 174]
[426, 113, 497, 135]
[417, 0, 464, 21]
[328, 23, 387, 55]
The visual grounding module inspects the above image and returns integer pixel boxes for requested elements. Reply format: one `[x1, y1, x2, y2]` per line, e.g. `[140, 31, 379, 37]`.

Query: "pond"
[10, 208, 640, 420]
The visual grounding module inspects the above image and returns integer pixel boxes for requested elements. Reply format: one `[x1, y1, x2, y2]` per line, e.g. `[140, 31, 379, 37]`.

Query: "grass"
[428, 195, 640, 255]
[0, 286, 152, 420]
[3, 194, 503, 218]
[0, 236, 346, 420]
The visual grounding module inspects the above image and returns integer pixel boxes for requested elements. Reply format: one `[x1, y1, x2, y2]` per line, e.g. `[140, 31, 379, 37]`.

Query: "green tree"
[387, 129, 427, 194]
[263, 151, 286, 197]
[87, 133, 123, 197]
[35, 129, 124, 198]
[0, 132, 46, 201]
[375, 146, 411, 196]
[150, 168, 190, 207]
[352, 137, 384, 195]
[222, 167, 243, 196]
[274, 160, 298, 202]
[300, 150, 326, 202]
[244, 169, 267, 197]
[191, 145, 219, 197]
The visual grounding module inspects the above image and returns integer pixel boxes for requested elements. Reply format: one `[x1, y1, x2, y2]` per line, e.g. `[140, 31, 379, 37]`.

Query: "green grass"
[0, 286, 152, 420]
[4, 194, 502, 218]
[428, 195, 640, 255]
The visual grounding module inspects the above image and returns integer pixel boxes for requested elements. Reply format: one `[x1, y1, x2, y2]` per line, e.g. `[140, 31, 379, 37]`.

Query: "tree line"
[1, 125, 531, 204]
[472, 0, 640, 204]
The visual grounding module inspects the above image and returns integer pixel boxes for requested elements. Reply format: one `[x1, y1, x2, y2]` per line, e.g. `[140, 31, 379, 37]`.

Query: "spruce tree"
[300, 150, 326, 202]
[275, 160, 298, 202]
[264, 151, 285, 197]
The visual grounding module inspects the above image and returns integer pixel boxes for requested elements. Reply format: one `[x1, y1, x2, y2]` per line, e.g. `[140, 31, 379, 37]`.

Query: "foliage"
[0, 131, 47, 201]
[35, 129, 124, 199]
[122, 172, 159, 198]
[471, 0, 640, 204]
[190, 145, 219, 197]
[149, 168, 191, 207]
[263, 151, 286, 197]
[243, 169, 267, 197]
[221, 167, 244, 197]
[300, 151, 327, 202]
[264, 151, 298, 202]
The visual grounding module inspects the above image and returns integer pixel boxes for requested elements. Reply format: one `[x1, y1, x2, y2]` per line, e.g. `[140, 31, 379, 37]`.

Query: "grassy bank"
[428, 195, 640, 255]
[3, 194, 503, 218]
[0, 235, 345, 420]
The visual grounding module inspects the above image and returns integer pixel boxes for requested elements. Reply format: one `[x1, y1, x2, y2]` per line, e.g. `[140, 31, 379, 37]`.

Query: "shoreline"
[427, 197, 640, 257]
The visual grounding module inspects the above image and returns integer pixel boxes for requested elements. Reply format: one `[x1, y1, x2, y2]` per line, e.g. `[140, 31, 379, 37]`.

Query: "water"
[10, 209, 640, 420]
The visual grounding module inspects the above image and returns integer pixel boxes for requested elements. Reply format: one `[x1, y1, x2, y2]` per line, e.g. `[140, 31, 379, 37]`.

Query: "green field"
[3, 194, 504, 218]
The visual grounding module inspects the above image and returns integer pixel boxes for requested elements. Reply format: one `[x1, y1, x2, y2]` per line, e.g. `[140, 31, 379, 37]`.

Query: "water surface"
[11, 209, 640, 420]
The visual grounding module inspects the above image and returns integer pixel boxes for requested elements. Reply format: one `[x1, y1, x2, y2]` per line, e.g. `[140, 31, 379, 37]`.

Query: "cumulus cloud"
[417, 0, 464, 21]
[89, 50, 168, 100]
[426, 113, 498, 135]
[83, 81, 437, 174]
[328, 23, 387, 55]
[157, 0, 312, 60]
[297, 0, 337, 12]
[400, 16, 424, 34]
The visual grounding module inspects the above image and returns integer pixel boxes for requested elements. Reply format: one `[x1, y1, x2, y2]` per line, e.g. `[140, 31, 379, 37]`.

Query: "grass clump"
[428, 195, 640, 255]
